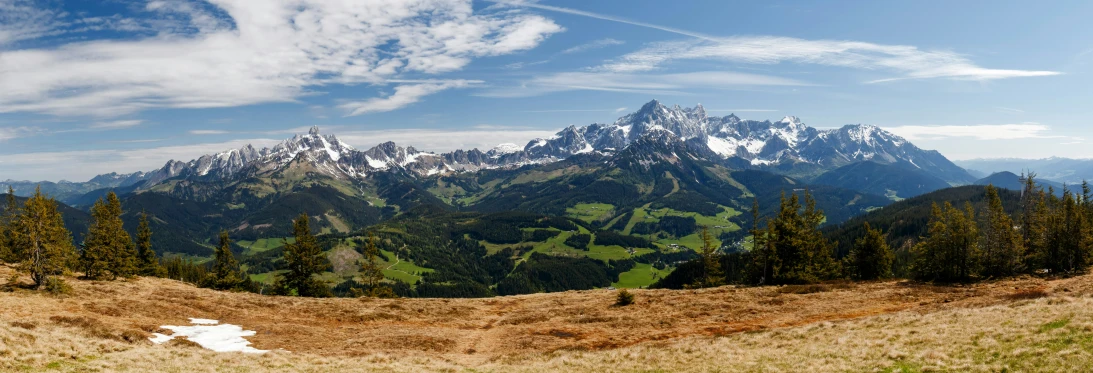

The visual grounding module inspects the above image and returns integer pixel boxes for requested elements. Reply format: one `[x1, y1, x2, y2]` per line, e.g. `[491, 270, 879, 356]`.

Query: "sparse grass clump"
[615, 288, 634, 306]
[1039, 317, 1071, 332]
[1006, 288, 1049, 300]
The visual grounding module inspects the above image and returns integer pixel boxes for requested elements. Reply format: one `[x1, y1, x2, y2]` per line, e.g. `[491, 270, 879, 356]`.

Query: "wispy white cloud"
[481, 70, 808, 98]
[520, 107, 625, 112]
[335, 128, 557, 153]
[493, 0, 718, 41]
[0, 126, 42, 141]
[883, 123, 1063, 140]
[995, 106, 1025, 114]
[497, 1, 1058, 83]
[189, 130, 229, 135]
[707, 109, 779, 112]
[0, 0, 563, 117]
[90, 119, 143, 129]
[502, 59, 551, 70]
[0, 138, 283, 181]
[0, 0, 65, 45]
[614, 107, 627, 113]
[598, 37, 1060, 82]
[339, 80, 481, 116]
[561, 38, 624, 54]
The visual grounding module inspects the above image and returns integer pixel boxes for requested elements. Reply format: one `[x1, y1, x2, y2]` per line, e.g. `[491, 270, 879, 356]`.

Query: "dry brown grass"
[3, 264, 1093, 372]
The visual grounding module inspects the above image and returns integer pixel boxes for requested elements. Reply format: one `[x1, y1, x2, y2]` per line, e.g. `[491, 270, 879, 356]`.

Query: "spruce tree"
[10, 187, 76, 288]
[357, 232, 394, 297]
[81, 192, 136, 279]
[766, 191, 837, 284]
[0, 187, 16, 262]
[280, 214, 331, 297]
[746, 198, 777, 285]
[845, 222, 893, 280]
[801, 191, 839, 279]
[210, 230, 241, 290]
[135, 212, 164, 277]
[690, 226, 724, 288]
[980, 185, 1023, 277]
[1056, 189, 1090, 273]
[912, 202, 979, 282]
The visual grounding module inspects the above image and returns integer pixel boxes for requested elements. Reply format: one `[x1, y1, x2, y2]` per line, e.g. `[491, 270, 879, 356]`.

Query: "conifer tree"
[690, 226, 724, 288]
[135, 212, 164, 277]
[280, 213, 331, 297]
[1018, 173, 1048, 272]
[746, 198, 778, 285]
[801, 191, 839, 279]
[980, 185, 1024, 277]
[845, 222, 893, 280]
[81, 192, 136, 279]
[766, 191, 837, 284]
[1055, 189, 1090, 273]
[1, 186, 18, 262]
[10, 187, 76, 288]
[357, 232, 394, 297]
[912, 202, 979, 282]
[210, 230, 241, 290]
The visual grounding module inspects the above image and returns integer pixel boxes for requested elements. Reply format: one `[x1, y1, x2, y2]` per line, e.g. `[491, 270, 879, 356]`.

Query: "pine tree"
[845, 222, 893, 280]
[81, 192, 136, 279]
[690, 226, 724, 288]
[10, 187, 76, 288]
[280, 213, 331, 297]
[210, 230, 241, 290]
[357, 232, 394, 297]
[0, 187, 14, 262]
[980, 185, 1024, 277]
[135, 212, 164, 277]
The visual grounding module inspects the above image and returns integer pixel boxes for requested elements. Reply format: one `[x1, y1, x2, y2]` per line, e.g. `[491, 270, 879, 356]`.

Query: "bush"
[615, 288, 635, 306]
[44, 277, 72, 295]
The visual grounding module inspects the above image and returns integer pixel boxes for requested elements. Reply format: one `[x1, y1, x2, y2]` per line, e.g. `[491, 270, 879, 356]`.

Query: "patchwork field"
[4, 264, 1093, 372]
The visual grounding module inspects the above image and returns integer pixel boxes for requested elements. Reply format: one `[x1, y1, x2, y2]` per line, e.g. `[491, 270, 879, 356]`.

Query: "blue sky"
[1, 0, 1090, 181]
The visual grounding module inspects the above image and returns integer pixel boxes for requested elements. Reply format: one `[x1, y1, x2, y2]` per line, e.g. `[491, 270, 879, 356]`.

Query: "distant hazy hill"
[811, 161, 951, 200]
[956, 157, 1093, 185]
[974, 171, 1065, 194]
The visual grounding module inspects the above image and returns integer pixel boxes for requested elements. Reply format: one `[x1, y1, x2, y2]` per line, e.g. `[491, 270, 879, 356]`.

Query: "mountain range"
[1, 100, 987, 263]
[5, 100, 973, 201]
[957, 157, 1093, 185]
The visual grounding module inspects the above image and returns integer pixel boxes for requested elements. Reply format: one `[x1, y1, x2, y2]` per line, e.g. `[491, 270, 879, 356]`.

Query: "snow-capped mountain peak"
[117, 100, 973, 190]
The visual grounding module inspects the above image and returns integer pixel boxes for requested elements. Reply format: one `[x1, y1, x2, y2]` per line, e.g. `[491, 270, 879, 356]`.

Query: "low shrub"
[44, 277, 72, 296]
[615, 289, 635, 306]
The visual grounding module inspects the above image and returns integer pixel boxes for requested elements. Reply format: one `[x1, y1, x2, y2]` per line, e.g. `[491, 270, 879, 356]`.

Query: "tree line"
[661, 174, 1093, 289]
[0, 187, 387, 298]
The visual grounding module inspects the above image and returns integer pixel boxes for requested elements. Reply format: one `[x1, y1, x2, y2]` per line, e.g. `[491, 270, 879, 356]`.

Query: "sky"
[1, 0, 1091, 182]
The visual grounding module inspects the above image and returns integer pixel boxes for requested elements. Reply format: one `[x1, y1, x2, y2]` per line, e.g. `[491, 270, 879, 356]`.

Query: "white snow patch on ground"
[149, 319, 268, 354]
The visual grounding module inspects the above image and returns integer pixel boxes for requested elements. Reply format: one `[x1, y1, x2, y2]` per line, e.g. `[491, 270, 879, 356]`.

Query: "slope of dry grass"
[2, 263, 1093, 372]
